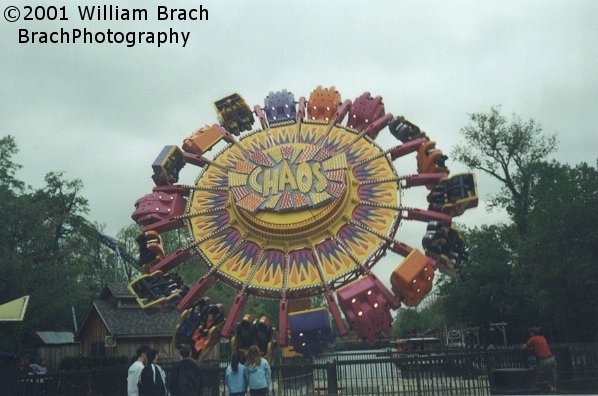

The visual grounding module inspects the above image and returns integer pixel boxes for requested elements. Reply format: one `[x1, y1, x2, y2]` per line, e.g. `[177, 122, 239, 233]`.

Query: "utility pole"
[114, 245, 120, 282]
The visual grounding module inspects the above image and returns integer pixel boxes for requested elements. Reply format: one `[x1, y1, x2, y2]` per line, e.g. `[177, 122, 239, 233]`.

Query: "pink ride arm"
[296, 97, 306, 122]
[389, 138, 428, 160]
[366, 113, 394, 139]
[149, 248, 193, 273]
[182, 152, 209, 167]
[333, 100, 352, 124]
[254, 105, 268, 129]
[389, 241, 413, 257]
[403, 173, 448, 188]
[405, 208, 452, 224]
[213, 124, 236, 143]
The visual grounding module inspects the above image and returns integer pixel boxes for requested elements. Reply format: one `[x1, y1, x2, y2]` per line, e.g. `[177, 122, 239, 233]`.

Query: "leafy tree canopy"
[440, 161, 598, 342]
[0, 136, 118, 351]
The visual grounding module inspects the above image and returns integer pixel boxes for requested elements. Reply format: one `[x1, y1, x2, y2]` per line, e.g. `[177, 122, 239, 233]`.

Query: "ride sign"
[228, 143, 347, 213]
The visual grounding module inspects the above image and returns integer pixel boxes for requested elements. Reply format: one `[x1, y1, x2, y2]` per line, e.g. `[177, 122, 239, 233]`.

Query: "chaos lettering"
[228, 144, 347, 213]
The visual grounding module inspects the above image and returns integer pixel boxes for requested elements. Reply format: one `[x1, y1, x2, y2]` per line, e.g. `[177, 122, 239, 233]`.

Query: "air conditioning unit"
[104, 335, 117, 348]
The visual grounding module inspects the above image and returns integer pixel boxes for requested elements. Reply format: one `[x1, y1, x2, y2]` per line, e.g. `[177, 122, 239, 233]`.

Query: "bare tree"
[452, 106, 557, 235]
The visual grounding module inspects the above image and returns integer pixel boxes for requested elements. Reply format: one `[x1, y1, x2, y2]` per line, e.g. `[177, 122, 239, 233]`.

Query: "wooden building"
[75, 283, 181, 363]
[33, 331, 80, 371]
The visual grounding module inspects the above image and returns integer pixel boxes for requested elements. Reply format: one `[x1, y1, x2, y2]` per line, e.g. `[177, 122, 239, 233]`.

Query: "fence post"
[415, 355, 422, 395]
[327, 359, 338, 395]
[86, 370, 92, 396]
[484, 349, 494, 390]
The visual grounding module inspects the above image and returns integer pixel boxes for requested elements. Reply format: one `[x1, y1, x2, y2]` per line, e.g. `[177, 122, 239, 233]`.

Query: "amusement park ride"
[127, 86, 478, 361]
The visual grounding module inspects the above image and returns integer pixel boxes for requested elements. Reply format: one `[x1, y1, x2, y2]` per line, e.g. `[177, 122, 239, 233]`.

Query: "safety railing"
[4, 344, 598, 395]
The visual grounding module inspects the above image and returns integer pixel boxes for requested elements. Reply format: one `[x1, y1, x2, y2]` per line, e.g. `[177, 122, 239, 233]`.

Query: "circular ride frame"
[129, 86, 478, 349]
[188, 121, 400, 300]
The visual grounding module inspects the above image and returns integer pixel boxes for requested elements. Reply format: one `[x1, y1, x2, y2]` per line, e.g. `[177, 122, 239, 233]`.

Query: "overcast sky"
[2, 1, 597, 285]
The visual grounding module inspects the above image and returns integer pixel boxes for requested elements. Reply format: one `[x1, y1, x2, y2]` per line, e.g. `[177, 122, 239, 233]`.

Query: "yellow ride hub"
[186, 121, 399, 296]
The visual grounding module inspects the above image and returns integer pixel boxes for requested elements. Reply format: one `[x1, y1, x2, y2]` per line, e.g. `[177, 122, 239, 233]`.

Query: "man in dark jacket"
[169, 344, 203, 396]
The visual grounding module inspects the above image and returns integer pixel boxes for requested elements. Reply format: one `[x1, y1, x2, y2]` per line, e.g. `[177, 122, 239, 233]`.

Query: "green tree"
[439, 224, 523, 328]
[115, 224, 143, 282]
[0, 136, 25, 191]
[392, 303, 445, 338]
[439, 161, 598, 342]
[517, 161, 598, 341]
[452, 107, 557, 235]
[0, 136, 112, 350]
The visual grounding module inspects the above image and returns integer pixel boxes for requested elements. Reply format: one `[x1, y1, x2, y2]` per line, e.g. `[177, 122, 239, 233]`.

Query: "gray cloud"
[2, 0, 596, 257]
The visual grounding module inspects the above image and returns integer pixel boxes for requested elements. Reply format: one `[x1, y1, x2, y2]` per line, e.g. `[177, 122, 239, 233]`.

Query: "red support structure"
[149, 248, 194, 273]
[221, 293, 248, 338]
[176, 276, 217, 312]
[278, 298, 289, 346]
[324, 290, 348, 336]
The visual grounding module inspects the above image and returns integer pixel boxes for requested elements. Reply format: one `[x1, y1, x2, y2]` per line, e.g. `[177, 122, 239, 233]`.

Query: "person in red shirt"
[522, 327, 557, 391]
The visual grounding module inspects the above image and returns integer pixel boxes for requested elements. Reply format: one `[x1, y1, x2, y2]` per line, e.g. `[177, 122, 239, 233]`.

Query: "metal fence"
[5, 344, 598, 395]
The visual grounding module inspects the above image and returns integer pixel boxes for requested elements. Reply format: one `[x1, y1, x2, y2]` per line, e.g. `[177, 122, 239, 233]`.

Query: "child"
[226, 351, 248, 396]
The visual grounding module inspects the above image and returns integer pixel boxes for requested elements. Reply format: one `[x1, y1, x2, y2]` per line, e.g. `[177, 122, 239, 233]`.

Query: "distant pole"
[71, 305, 78, 332]
[114, 245, 120, 282]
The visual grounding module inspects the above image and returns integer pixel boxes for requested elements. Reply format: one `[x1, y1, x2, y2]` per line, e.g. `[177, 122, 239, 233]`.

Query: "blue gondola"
[288, 307, 334, 357]
[264, 90, 296, 124]
[388, 116, 423, 143]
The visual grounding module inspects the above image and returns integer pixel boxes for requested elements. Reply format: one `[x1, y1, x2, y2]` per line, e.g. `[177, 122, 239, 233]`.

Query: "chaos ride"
[127, 86, 478, 359]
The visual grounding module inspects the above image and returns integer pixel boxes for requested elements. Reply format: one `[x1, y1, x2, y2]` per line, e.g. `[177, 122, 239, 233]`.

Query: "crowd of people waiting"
[127, 343, 272, 396]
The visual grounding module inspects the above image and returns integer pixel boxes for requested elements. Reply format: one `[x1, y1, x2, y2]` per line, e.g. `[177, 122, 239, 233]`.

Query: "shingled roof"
[76, 283, 181, 340]
[93, 299, 180, 337]
[99, 282, 135, 300]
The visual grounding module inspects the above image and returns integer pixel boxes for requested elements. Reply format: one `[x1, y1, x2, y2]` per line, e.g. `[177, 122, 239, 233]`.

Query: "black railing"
[5, 345, 598, 395]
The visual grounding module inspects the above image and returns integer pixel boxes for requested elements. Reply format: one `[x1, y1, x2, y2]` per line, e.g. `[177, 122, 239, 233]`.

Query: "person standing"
[29, 357, 48, 374]
[128, 345, 150, 396]
[244, 345, 271, 396]
[138, 348, 167, 396]
[522, 327, 557, 391]
[169, 344, 203, 396]
[226, 351, 247, 396]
